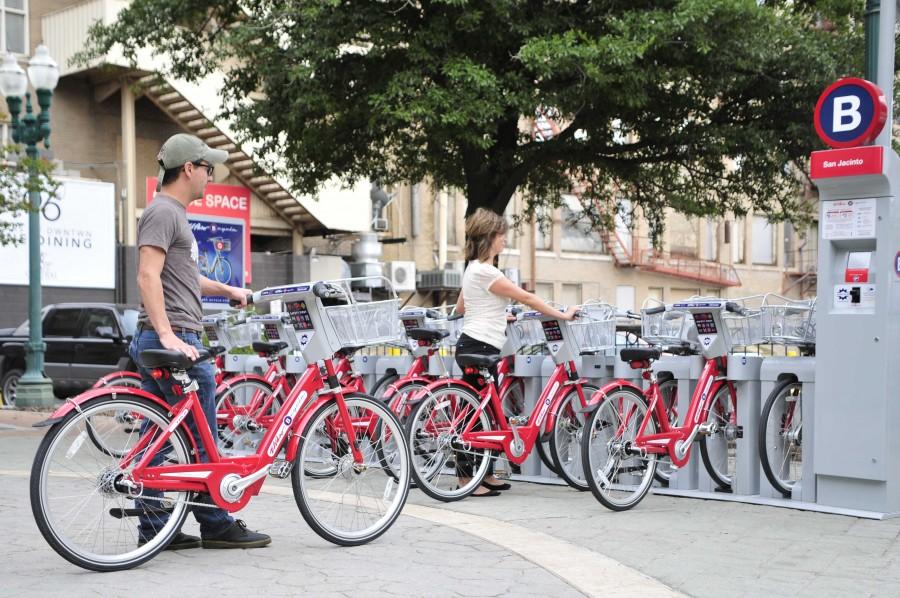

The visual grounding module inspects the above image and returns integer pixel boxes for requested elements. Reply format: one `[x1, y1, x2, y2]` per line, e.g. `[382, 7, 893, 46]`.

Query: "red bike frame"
[592, 355, 736, 468]
[418, 360, 588, 466]
[112, 359, 364, 512]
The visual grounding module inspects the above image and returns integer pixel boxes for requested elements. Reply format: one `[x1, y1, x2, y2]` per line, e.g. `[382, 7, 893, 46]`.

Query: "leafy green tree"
[82, 0, 862, 235]
[0, 146, 59, 246]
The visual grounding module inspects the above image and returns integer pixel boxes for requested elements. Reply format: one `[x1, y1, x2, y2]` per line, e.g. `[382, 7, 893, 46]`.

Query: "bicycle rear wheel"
[406, 384, 493, 502]
[698, 385, 738, 491]
[31, 395, 192, 571]
[548, 383, 599, 490]
[759, 380, 803, 498]
[292, 394, 409, 546]
[581, 387, 657, 511]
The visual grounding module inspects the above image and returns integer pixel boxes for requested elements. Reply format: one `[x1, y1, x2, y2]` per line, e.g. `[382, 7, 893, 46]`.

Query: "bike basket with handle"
[320, 278, 402, 348]
[568, 301, 617, 354]
[640, 299, 694, 347]
[760, 294, 817, 345]
[721, 295, 766, 348]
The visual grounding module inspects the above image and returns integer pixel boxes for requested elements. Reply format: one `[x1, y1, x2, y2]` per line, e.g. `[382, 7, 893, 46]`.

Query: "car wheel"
[1, 368, 23, 407]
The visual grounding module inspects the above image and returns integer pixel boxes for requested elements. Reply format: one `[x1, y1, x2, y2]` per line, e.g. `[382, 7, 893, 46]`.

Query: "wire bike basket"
[569, 302, 616, 354]
[640, 299, 694, 347]
[201, 312, 260, 350]
[321, 278, 402, 348]
[722, 295, 766, 347]
[760, 294, 817, 345]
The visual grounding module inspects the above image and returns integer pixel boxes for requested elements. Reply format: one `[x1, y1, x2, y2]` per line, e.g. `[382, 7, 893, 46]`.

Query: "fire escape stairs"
[138, 75, 323, 234]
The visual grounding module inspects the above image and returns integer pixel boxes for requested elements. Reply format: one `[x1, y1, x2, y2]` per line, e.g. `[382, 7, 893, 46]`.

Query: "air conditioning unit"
[417, 269, 462, 291]
[387, 261, 417, 292]
[372, 217, 389, 232]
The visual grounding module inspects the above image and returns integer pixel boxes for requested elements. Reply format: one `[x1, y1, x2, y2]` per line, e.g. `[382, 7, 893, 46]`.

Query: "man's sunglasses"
[191, 161, 215, 176]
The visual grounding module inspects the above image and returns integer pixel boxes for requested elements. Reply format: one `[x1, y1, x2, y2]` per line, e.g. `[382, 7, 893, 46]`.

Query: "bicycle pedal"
[697, 423, 718, 436]
[508, 416, 528, 426]
[268, 459, 293, 479]
[493, 469, 511, 480]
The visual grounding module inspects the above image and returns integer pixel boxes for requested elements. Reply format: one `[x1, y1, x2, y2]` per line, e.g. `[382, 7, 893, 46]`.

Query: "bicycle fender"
[576, 379, 644, 415]
[34, 387, 202, 460]
[215, 374, 274, 397]
[91, 370, 142, 389]
[404, 378, 482, 409]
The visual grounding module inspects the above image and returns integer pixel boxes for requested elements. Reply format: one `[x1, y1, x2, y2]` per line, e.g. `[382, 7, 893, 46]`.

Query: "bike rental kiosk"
[811, 70, 900, 516]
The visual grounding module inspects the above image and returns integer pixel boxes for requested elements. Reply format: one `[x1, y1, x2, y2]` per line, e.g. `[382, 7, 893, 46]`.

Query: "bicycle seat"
[252, 341, 289, 355]
[140, 349, 211, 369]
[456, 354, 503, 370]
[619, 348, 662, 363]
[406, 328, 450, 342]
[208, 345, 227, 357]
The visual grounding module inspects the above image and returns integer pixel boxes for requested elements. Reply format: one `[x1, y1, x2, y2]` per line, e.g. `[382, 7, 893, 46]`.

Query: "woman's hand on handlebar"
[561, 306, 579, 321]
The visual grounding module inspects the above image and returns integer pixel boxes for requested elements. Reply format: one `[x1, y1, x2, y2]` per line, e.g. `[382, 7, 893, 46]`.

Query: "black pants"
[454, 334, 500, 478]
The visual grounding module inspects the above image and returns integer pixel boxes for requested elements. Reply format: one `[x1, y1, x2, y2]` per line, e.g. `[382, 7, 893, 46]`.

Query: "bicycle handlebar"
[447, 313, 464, 321]
[229, 293, 254, 308]
[725, 301, 746, 316]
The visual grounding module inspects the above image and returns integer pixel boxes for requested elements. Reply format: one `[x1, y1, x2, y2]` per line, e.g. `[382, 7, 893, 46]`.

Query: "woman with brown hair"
[453, 207, 578, 496]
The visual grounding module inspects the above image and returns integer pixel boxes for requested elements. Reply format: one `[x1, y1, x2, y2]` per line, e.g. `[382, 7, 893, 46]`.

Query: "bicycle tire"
[292, 394, 410, 546]
[405, 383, 493, 502]
[31, 394, 192, 571]
[581, 386, 657, 511]
[698, 384, 738, 491]
[370, 372, 399, 401]
[759, 379, 803, 498]
[548, 383, 599, 490]
[376, 380, 427, 479]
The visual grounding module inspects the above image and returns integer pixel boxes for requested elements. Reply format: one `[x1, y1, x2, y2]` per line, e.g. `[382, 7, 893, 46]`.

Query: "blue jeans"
[130, 329, 233, 539]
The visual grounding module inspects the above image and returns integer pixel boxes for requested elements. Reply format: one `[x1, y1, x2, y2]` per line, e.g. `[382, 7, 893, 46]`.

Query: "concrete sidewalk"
[2, 408, 899, 597]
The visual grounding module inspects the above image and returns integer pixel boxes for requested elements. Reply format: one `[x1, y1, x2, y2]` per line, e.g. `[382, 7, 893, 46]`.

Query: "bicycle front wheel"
[31, 394, 193, 571]
[406, 384, 493, 502]
[759, 380, 803, 498]
[292, 395, 410, 546]
[548, 383, 599, 490]
[582, 387, 657, 511]
[698, 384, 738, 491]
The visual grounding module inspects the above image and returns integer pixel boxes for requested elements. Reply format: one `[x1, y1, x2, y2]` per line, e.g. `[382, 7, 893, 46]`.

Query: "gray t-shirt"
[136, 194, 203, 332]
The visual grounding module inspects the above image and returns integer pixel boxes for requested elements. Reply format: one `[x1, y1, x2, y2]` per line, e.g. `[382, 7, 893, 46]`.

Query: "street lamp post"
[0, 46, 59, 408]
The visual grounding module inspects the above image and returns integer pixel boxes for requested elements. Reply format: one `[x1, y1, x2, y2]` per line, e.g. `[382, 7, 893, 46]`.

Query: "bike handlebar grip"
[229, 293, 253, 308]
[644, 306, 666, 315]
[508, 306, 522, 316]
[626, 310, 642, 320]
[312, 282, 331, 299]
[447, 313, 464, 321]
[725, 301, 744, 315]
[425, 309, 441, 319]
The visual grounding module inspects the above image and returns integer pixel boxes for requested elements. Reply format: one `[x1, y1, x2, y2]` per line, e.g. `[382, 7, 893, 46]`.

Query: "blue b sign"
[814, 78, 887, 148]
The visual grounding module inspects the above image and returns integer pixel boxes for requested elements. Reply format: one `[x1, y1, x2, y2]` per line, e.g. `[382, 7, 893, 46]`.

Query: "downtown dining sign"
[0, 178, 116, 288]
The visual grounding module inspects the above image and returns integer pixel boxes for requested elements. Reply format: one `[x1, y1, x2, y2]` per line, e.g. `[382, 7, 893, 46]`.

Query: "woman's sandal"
[471, 488, 501, 497]
[482, 481, 511, 491]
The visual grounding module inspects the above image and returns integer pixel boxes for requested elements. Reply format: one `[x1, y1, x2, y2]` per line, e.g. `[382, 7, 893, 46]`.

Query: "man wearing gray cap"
[129, 133, 271, 550]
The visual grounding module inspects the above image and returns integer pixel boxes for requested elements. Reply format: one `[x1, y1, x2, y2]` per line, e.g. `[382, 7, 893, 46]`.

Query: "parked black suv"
[0, 303, 139, 404]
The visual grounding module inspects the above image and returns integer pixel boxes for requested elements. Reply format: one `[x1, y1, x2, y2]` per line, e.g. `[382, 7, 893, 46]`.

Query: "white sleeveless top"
[461, 260, 508, 350]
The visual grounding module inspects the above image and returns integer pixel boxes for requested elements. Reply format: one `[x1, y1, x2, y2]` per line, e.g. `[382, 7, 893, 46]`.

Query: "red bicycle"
[404, 306, 611, 500]
[30, 281, 410, 571]
[581, 300, 744, 510]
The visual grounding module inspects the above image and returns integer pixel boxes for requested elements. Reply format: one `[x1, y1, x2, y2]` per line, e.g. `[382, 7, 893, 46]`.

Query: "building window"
[2, 1, 26, 55]
[668, 212, 698, 258]
[731, 218, 745, 264]
[534, 207, 552, 250]
[561, 204, 606, 254]
[703, 219, 718, 261]
[615, 285, 635, 312]
[535, 282, 554, 302]
[752, 215, 775, 265]
[561, 283, 582, 307]
[647, 287, 664, 303]
[505, 197, 519, 249]
[433, 188, 458, 246]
